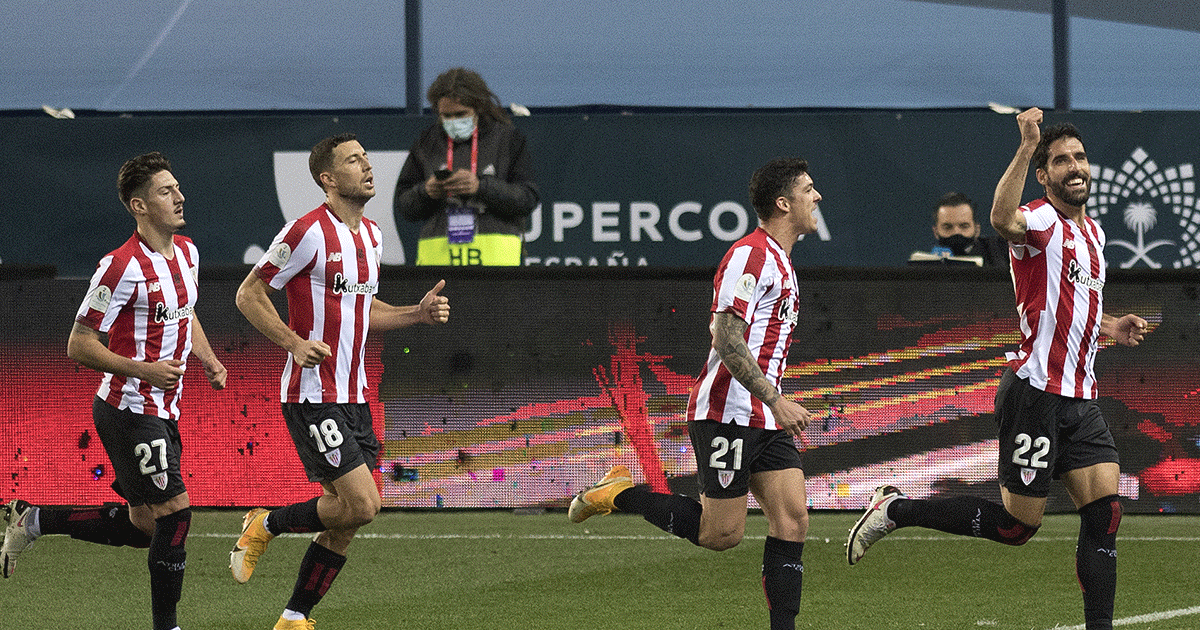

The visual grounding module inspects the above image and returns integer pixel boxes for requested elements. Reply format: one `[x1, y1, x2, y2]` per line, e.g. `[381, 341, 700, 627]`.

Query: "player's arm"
[234, 270, 330, 368]
[369, 279, 450, 332]
[189, 316, 227, 390]
[1100, 313, 1149, 347]
[67, 322, 184, 390]
[710, 312, 811, 436]
[991, 107, 1042, 244]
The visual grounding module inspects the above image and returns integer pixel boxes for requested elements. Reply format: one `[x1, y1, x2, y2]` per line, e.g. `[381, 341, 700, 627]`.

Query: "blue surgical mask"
[442, 116, 475, 141]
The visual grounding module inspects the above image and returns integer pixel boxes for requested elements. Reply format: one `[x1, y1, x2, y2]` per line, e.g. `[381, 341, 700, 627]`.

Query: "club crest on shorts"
[1020, 467, 1036, 486]
[151, 472, 168, 490]
[717, 470, 735, 488]
[325, 448, 342, 467]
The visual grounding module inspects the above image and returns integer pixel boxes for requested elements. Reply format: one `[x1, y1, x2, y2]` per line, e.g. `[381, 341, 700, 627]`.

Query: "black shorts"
[688, 419, 803, 499]
[994, 368, 1119, 498]
[92, 397, 186, 506]
[282, 402, 381, 483]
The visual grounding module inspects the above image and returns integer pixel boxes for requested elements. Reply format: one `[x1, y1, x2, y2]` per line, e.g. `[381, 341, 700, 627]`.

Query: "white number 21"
[709, 437, 744, 470]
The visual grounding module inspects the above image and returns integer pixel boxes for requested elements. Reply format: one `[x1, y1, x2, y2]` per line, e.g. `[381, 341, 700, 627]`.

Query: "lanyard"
[445, 125, 478, 174]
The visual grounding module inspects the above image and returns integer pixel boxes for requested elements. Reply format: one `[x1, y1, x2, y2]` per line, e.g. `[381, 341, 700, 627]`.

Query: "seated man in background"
[909, 191, 1009, 267]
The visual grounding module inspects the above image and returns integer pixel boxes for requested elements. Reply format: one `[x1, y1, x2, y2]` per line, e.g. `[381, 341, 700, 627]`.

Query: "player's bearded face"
[1042, 137, 1090, 207]
[338, 177, 375, 203]
[329, 140, 376, 203]
[1048, 169, 1090, 206]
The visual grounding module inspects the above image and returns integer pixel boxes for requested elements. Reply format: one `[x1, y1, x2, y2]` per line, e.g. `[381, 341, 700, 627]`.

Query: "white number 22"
[1012, 433, 1050, 469]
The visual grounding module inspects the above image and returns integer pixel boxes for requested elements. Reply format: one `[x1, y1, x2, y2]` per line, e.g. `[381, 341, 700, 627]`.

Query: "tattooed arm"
[711, 312, 812, 436]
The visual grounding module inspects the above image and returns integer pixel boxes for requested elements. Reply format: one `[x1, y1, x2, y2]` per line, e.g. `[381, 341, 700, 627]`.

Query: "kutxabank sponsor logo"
[1088, 148, 1200, 269]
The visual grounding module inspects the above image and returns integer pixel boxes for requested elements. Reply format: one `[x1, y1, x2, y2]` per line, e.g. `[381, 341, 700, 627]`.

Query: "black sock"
[265, 497, 325, 535]
[888, 495, 1038, 545]
[285, 541, 348, 617]
[1077, 495, 1120, 630]
[613, 486, 702, 546]
[38, 503, 151, 548]
[762, 536, 804, 630]
[148, 508, 190, 630]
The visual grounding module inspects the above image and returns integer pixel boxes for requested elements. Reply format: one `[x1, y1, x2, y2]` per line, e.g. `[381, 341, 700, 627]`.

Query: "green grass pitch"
[1, 510, 1196, 629]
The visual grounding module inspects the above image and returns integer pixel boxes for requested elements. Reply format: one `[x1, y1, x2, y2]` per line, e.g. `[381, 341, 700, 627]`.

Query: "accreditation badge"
[446, 204, 477, 244]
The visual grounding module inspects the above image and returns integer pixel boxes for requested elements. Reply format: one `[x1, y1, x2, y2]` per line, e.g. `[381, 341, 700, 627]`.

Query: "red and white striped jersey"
[1006, 197, 1106, 399]
[688, 227, 800, 429]
[75, 232, 200, 420]
[254, 204, 382, 404]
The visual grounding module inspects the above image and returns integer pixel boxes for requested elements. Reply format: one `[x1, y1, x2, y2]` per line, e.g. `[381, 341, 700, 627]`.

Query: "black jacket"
[394, 120, 539, 241]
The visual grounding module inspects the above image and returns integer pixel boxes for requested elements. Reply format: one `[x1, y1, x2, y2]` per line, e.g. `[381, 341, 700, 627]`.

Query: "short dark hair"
[933, 191, 975, 225]
[427, 67, 510, 127]
[309, 132, 358, 190]
[748, 158, 809, 221]
[1032, 122, 1084, 172]
[117, 152, 172, 211]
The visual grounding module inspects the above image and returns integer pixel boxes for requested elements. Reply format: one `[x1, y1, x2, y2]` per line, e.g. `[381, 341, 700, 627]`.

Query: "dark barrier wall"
[3, 268, 1197, 513]
[3, 110, 1200, 276]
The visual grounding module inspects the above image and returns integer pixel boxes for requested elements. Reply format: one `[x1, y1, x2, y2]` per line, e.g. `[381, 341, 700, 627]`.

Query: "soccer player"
[1, 152, 227, 630]
[232, 133, 449, 630]
[847, 108, 1149, 630]
[570, 157, 819, 630]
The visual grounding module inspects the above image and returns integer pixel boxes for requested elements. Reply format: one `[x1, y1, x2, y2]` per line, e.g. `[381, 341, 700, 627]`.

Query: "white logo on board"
[1089, 148, 1199, 269]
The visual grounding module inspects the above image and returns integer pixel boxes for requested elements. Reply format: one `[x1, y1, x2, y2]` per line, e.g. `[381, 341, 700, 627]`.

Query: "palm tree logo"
[1086, 147, 1200, 269]
[1108, 202, 1175, 268]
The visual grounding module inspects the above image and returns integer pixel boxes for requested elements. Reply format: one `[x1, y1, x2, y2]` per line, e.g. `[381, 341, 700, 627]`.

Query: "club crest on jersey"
[717, 470, 735, 488]
[325, 448, 342, 467]
[151, 472, 169, 490]
[1020, 467, 1036, 486]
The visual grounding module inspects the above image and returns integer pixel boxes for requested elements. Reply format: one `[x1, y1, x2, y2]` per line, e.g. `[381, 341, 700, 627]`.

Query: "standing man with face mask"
[394, 67, 539, 266]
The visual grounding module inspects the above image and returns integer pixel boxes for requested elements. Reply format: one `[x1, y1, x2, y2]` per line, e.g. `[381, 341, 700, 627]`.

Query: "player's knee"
[344, 503, 377, 528]
[1080, 495, 1121, 536]
[329, 489, 380, 529]
[997, 511, 1040, 546]
[785, 509, 810, 541]
[698, 529, 743, 551]
[129, 511, 156, 537]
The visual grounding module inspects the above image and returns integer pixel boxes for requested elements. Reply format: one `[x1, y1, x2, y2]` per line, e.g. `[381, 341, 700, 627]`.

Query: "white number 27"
[135, 438, 168, 474]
